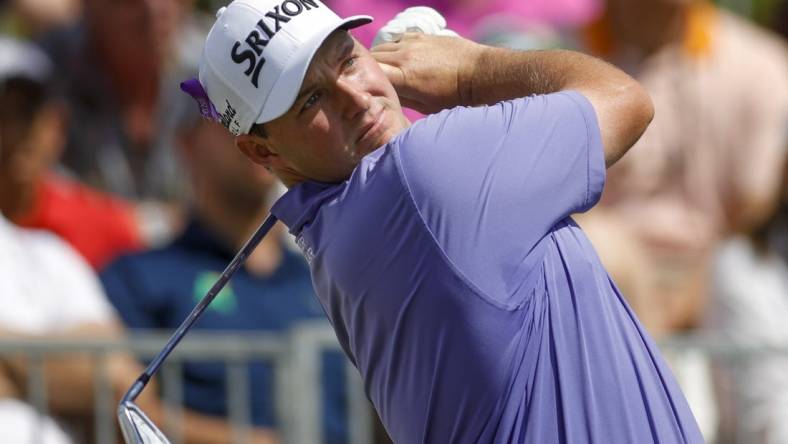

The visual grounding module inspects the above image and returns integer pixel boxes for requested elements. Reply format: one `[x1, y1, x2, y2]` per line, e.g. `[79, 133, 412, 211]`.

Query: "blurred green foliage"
[716, 0, 785, 26]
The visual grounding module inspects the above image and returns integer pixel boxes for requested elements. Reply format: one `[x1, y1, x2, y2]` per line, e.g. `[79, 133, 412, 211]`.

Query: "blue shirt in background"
[100, 218, 348, 443]
[272, 92, 703, 443]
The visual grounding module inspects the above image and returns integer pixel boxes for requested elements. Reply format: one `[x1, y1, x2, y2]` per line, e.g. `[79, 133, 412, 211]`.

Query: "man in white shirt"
[0, 214, 123, 443]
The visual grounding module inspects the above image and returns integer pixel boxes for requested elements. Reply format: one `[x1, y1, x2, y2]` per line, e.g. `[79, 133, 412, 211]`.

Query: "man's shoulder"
[282, 146, 426, 276]
[278, 145, 408, 231]
[393, 93, 594, 204]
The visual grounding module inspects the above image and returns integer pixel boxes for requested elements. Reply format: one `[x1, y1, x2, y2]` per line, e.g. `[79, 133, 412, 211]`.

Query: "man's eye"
[302, 91, 322, 112]
[343, 56, 357, 69]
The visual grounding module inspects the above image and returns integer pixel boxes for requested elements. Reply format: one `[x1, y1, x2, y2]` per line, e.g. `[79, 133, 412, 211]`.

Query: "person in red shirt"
[0, 37, 143, 269]
[15, 175, 143, 269]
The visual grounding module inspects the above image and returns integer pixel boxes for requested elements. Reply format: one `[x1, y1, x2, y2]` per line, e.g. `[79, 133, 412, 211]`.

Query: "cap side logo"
[179, 79, 242, 133]
[230, 0, 321, 88]
[220, 99, 240, 134]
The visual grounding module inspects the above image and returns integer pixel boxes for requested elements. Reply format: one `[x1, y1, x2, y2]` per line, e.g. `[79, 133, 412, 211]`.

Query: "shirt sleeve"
[394, 91, 605, 306]
[43, 235, 117, 328]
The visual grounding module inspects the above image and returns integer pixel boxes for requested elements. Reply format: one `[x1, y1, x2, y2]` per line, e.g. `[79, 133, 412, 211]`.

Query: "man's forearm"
[458, 48, 625, 107]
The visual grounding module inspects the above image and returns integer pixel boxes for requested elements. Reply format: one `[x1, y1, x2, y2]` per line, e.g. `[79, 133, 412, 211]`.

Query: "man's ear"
[235, 133, 277, 168]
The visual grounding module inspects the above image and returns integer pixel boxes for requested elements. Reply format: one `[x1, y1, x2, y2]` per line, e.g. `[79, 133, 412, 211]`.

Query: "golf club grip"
[123, 213, 279, 403]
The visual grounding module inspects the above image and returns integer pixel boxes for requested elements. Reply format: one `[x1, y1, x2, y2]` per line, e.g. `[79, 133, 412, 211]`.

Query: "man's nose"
[336, 77, 371, 120]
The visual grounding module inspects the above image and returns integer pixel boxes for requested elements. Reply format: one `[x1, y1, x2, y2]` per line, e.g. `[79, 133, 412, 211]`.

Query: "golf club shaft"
[122, 214, 279, 403]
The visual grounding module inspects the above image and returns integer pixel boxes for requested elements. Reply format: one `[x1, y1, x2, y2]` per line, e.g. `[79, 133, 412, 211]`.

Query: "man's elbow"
[604, 82, 654, 167]
[628, 82, 655, 138]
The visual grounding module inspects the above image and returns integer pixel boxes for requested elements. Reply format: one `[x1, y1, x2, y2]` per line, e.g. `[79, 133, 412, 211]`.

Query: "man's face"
[0, 85, 62, 218]
[239, 30, 410, 186]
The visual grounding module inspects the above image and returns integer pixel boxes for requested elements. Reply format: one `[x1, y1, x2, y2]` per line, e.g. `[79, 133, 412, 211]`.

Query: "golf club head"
[118, 401, 171, 444]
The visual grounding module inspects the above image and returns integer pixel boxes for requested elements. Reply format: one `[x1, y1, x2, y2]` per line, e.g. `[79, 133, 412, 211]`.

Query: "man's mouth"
[356, 109, 385, 145]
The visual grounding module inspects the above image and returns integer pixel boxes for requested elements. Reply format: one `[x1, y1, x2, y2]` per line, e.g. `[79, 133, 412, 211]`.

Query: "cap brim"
[340, 16, 374, 32]
[255, 15, 373, 124]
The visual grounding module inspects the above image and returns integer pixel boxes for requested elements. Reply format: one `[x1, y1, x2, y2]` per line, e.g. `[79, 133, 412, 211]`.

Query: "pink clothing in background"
[329, 0, 600, 46]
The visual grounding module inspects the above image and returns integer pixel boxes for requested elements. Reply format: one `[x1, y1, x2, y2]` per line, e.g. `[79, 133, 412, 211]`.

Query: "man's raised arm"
[371, 34, 654, 167]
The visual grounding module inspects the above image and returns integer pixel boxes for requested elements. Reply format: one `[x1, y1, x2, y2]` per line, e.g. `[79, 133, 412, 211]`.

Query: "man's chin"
[362, 124, 405, 156]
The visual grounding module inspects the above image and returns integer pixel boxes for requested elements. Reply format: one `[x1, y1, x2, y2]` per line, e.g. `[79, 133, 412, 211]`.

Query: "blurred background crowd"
[0, 0, 786, 443]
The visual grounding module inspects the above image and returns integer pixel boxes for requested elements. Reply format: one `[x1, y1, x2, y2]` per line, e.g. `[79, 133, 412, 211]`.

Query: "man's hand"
[371, 33, 484, 114]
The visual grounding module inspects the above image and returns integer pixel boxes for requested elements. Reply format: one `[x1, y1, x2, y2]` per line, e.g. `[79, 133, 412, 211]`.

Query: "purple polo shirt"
[272, 92, 703, 443]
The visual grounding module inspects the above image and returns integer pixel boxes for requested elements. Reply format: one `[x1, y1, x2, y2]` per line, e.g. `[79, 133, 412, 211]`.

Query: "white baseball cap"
[182, 0, 371, 136]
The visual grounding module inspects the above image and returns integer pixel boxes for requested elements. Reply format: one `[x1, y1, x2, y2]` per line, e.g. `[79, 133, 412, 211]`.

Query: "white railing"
[0, 321, 371, 444]
[3, 326, 786, 444]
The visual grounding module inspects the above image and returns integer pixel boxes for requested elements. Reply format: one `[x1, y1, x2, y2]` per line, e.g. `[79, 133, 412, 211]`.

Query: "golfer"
[184, 0, 704, 442]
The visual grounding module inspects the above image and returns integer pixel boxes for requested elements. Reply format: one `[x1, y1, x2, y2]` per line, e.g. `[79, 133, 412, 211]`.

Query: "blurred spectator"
[39, 0, 204, 244]
[0, 211, 277, 444]
[0, 0, 80, 38]
[577, 0, 788, 442]
[573, 0, 788, 336]
[100, 107, 349, 443]
[567, 2, 788, 438]
[0, 35, 281, 444]
[0, 36, 147, 444]
[13, 175, 143, 269]
[0, 37, 143, 269]
[0, 205, 157, 444]
[705, 159, 788, 444]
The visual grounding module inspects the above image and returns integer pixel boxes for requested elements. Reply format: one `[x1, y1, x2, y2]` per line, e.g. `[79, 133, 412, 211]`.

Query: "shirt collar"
[271, 180, 342, 236]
